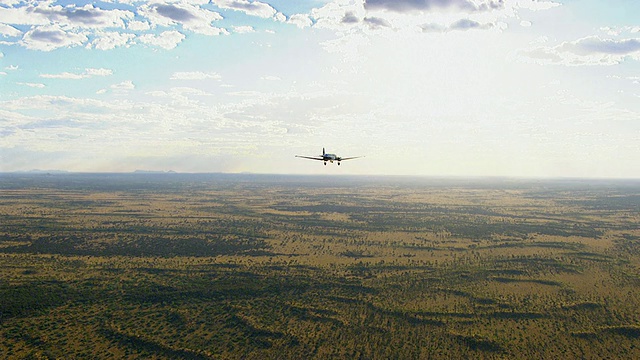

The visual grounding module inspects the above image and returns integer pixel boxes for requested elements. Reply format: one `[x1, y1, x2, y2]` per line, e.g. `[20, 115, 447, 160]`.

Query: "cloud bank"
[523, 36, 640, 66]
[364, 0, 505, 13]
[0, 0, 563, 51]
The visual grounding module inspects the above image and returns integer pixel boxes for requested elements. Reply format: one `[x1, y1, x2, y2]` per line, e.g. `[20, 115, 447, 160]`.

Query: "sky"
[0, 0, 639, 177]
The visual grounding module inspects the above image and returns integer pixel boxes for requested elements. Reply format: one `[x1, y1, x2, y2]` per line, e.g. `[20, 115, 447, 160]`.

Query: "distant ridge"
[133, 170, 177, 174]
[20, 169, 70, 174]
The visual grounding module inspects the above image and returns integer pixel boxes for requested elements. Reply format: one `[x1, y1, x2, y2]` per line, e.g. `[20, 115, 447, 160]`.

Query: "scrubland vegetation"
[1, 173, 639, 359]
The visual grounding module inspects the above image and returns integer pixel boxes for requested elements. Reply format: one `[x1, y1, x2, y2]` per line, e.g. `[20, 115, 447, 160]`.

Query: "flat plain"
[1, 173, 639, 359]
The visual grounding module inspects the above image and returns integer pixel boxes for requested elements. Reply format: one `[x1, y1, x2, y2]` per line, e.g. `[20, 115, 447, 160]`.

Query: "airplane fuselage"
[295, 148, 362, 166]
[322, 153, 345, 165]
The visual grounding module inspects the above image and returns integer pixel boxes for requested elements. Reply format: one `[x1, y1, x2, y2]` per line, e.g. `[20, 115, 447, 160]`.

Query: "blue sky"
[1, 0, 639, 177]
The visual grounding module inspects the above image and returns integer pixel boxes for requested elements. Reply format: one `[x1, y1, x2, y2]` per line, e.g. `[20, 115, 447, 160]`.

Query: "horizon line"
[2, 170, 639, 182]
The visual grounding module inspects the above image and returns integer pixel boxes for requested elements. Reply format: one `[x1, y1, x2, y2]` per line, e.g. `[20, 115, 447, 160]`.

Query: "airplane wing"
[338, 156, 364, 161]
[295, 155, 325, 161]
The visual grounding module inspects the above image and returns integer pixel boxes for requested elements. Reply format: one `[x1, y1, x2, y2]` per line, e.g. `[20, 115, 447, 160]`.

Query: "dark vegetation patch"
[452, 334, 504, 353]
[572, 252, 615, 263]
[494, 257, 582, 274]
[0, 281, 74, 319]
[0, 234, 272, 257]
[572, 326, 640, 340]
[490, 277, 562, 287]
[604, 325, 640, 338]
[614, 234, 640, 255]
[340, 250, 374, 259]
[563, 194, 640, 211]
[484, 241, 586, 251]
[562, 302, 603, 311]
[99, 326, 212, 360]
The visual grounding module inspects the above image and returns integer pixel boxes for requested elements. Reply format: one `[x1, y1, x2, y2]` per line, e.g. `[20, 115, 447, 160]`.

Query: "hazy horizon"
[3, 171, 640, 184]
[1, 0, 639, 178]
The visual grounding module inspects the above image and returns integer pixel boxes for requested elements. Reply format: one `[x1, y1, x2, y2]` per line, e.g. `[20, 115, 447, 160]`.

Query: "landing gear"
[338, 162, 341, 166]
[324, 162, 327, 166]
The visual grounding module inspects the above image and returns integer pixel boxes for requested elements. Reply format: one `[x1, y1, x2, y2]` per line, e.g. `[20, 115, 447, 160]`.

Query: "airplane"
[295, 148, 363, 166]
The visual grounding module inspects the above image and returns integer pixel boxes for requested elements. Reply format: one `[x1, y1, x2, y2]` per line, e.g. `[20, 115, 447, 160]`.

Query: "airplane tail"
[323, 147, 325, 156]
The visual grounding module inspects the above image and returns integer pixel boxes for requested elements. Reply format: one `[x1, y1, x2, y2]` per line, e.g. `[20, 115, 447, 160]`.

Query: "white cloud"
[0, 0, 22, 6]
[565, 37, 640, 55]
[86, 68, 113, 77]
[138, 2, 226, 36]
[521, 36, 640, 66]
[90, 31, 135, 50]
[40, 68, 113, 79]
[138, 30, 186, 49]
[421, 18, 493, 32]
[600, 26, 640, 37]
[0, 91, 293, 172]
[0, 3, 133, 29]
[363, 0, 507, 13]
[111, 80, 135, 90]
[112, 81, 135, 90]
[233, 25, 255, 34]
[274, 12, 287, 23]
[170, 71, 222, 80]
[514, 0, 560, 11]
[40, 72, 85, 80]
[600, 26, 620, 36]
[288, 14, 313, 29]
[127, 20, 151, 31]
[149, 87, 213, 102]
[213, 0, 277, 19]
[363, 16, 392, 29]
[311, 1, 360, 30]
[310, 0, 559, 33]
[261, 75, 281, 81]
[34, 4, 134, 29]
[2, 1, 229, 51]
[0, 3, 51, 26]
[20, 24, 88, 51]
[18, 82, 46, 88]
[0, 23, 21, 37]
